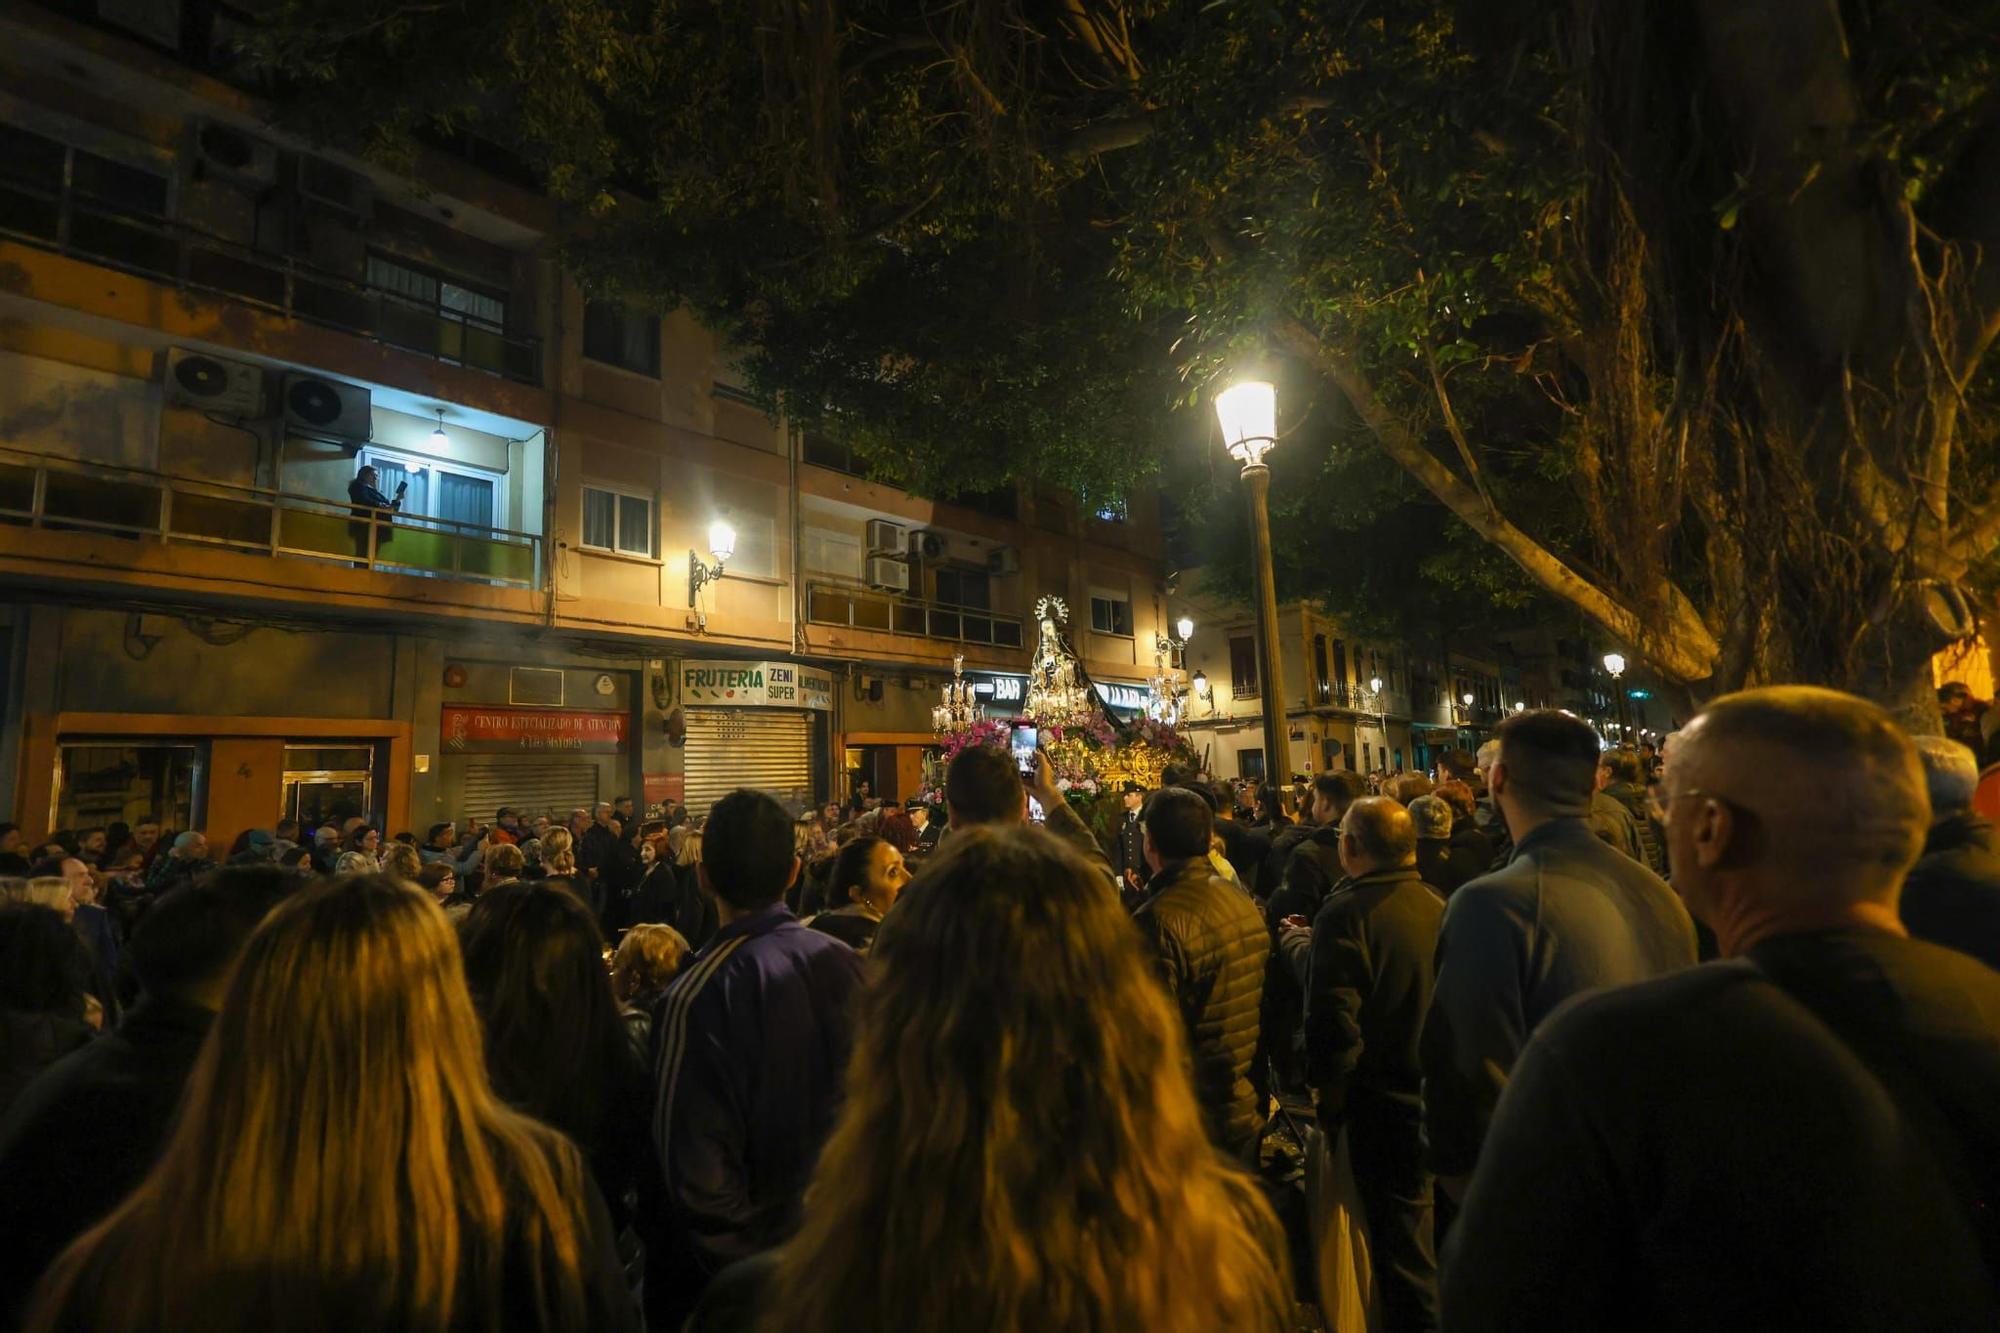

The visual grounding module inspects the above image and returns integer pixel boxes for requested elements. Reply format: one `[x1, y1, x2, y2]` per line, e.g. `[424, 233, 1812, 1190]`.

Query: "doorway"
[281, 744, 376, 828]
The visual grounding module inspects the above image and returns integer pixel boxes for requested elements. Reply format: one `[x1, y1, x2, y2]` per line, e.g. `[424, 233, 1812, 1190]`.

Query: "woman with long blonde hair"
[25, 874, 637, 1333]
[748, 825, 1291, 1332]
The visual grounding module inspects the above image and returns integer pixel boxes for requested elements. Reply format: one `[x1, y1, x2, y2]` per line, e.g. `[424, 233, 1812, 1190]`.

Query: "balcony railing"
[806, 582, 1024, 649]
[0, 447, 541, 589]
[0, 180, 542, 384]
[1312, 680, 1411, 716]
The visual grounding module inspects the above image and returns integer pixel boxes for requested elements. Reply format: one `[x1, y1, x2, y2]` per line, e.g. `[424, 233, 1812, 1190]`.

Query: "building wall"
[0, 5, 1172, 832]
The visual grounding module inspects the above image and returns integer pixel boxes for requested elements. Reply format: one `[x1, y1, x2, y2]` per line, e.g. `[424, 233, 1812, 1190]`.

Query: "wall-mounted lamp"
[687, 519, 737, 633]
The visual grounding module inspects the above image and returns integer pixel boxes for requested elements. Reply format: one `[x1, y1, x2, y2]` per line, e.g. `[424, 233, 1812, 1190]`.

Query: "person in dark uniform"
[347, 464, 404, 562]
[1111, 781, 1147, 903]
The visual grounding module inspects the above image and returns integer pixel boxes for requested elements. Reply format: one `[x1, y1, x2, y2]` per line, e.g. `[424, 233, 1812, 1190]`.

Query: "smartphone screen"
[1010, 724, 1039, 776]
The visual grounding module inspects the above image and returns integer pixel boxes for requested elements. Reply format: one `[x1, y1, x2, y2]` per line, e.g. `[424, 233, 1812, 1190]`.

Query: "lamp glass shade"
[1602, 652, 1626, 676]
[1369, 676, 1383, 693]
[1214, 381, 1277, 466]
[1462, 692, 1475, 706]
[707, 520, 737, 561]
[1175, 616, 1195, 642]
[429, 425, 449, 449]
[1191, 670, 1211, 698]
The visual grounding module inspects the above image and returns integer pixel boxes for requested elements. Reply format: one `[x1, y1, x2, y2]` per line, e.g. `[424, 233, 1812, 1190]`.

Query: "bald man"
[1902, 735, 2000, 970]
[1281, 796, 1445, 1331]
[1442, 688, 2000, 1331]
[1421, 711, 1694, 1199]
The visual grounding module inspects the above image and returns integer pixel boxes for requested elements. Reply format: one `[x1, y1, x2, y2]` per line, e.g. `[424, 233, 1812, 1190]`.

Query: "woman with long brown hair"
[24, 874, 637, 1333]
[740, 825, 1291, 1332]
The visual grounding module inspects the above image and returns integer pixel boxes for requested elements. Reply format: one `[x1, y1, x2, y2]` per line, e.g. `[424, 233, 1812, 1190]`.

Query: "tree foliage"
[248, 0, 2000, 710]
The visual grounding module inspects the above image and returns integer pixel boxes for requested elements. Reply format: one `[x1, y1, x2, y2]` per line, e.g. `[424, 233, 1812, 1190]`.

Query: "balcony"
[0, 447, 541, 588]
[0, 179, 541, 385]
[1311, 680, 1411, 716]
[806, 582, 1024, 650]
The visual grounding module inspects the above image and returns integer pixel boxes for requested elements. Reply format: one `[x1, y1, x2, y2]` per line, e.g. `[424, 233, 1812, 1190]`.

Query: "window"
[0, 121, 170, 218]
[1333, 640, 1349, 689]
[581, 485, 655, 557]
[935, 568, 992, 610]
[802, 432, 860, 474]
[1089, 588, 1132, 637]
[359, 449, 502, 531]
[802, 527, 863, 580]
[368, 254, 507, 332]
[1313, 635, 1329, 690]
[582, 300, 660, 376]
[1237, 749, 1266, 782]
[953, 486, 1018, 521]
[1230, 635, 1259, 698]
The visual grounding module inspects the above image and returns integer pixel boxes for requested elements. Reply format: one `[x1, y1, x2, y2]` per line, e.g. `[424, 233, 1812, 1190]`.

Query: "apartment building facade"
[0, 0, 1171, 849]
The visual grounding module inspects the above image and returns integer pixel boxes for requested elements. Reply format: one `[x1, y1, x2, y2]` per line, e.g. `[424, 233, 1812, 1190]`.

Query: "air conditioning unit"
[96, 0, 182, 49]
[865, 518, 907, 554]
[166, 348, 266, 418]
[193, 121, 279, 192]
[986, 545, 1020, 575]
[909, 528, 991, 566]
[281, 373, 372, 442]
[295, 155, 374, 223]
[866, 557, 912, 592]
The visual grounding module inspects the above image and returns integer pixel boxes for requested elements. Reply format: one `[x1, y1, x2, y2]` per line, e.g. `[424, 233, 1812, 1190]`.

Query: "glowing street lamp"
[1602, 652, 1631, 738]
[1214, 379, 1289, 781]
[687, 519, 737, 633]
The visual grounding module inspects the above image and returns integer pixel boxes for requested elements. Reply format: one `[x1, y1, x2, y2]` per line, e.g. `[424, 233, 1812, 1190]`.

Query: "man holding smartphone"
[347, 463, 406, 562]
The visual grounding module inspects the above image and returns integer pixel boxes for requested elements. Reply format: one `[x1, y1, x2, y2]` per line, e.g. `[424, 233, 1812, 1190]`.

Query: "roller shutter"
[683, 708, 812, 814]
[456, 757, 600, 824]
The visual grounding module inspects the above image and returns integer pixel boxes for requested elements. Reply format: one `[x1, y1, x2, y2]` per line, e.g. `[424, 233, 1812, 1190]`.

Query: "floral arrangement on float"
[923, 602, 1201, 820]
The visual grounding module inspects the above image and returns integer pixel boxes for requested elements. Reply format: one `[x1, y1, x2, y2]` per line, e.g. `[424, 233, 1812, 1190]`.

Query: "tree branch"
[1054, 95, 1334, 160]
[1274, 317, 1723, 683]
[1923, 100, 2000, 386]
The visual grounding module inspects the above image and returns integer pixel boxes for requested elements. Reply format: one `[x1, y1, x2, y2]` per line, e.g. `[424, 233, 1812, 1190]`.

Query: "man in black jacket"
[1279, 797, 1444, 1332]
[1258, 771, 1367, 1098]
[1444, 687, 2000, 1331]
[0, 868, 290, 1324]
[1903, 735, 2000, 970]
[1133, 787, 1268, 1162]
[1596, 748, 1666, 874]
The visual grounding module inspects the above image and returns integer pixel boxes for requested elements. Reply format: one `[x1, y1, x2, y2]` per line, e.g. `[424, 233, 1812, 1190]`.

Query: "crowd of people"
[0, 685, 1994, 1330]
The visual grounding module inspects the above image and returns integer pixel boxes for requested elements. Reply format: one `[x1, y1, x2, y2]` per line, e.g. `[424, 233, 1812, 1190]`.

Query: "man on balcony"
[347, 464, 404, 563]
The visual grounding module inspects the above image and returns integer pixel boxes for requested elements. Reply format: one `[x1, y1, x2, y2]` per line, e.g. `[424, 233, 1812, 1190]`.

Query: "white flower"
[1056, 778, 1072, 792]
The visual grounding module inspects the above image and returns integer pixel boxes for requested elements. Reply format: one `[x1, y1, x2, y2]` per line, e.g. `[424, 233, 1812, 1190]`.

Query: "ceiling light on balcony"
[430, 408, 449, 450]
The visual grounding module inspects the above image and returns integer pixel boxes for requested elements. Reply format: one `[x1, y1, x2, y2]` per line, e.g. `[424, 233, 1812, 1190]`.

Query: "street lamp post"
[1603, 652, 1630, 741]
[1215, 381, 1291, 784]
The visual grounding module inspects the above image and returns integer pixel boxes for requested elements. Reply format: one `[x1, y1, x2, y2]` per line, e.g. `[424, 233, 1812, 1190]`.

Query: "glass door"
[360, 448, 503, 532]
[281, 745, 375, 829]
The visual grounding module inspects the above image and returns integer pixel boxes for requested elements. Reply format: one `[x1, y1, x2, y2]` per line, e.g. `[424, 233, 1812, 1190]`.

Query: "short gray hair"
[1911, 734, 1979, 816]
[1407, 794, 1453, 839]
[1475, 739, 1501, 772]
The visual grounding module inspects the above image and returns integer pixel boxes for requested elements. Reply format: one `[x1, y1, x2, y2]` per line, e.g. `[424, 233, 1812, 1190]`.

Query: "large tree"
[251, 0, 2000, 717]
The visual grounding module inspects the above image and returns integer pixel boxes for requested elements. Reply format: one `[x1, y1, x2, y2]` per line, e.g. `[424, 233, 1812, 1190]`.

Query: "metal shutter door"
[683, 709, 812, 815]
[456, 757, 601, 824]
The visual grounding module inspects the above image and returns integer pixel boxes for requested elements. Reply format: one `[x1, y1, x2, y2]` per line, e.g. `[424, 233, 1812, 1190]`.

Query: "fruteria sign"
[681, 661, 834, 710]
[441, 705, 627, 753]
